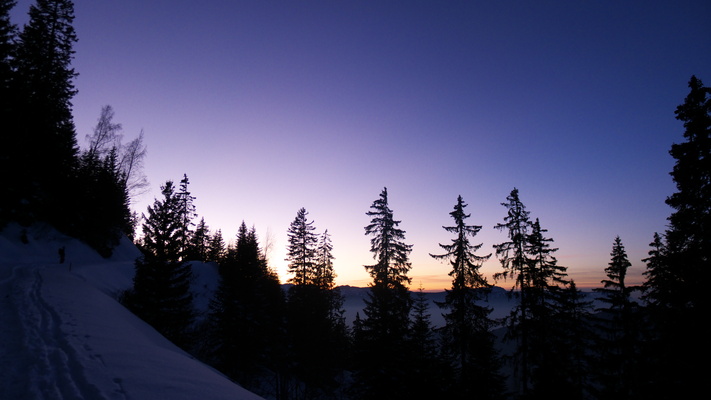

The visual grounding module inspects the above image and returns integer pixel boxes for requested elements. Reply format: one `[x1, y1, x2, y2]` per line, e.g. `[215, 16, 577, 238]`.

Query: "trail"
[0, 264, 109, 400]
[0, 224, 264, 400]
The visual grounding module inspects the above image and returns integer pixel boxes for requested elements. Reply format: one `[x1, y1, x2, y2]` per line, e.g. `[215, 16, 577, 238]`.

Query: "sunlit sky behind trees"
[12, 0, 711, 289]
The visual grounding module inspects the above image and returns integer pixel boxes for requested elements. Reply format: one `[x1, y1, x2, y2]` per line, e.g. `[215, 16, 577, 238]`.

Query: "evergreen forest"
[1, 1, 709, 399]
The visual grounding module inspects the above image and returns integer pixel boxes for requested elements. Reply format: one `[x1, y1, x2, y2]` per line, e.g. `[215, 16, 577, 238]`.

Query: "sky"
[12, 0, 711, 290]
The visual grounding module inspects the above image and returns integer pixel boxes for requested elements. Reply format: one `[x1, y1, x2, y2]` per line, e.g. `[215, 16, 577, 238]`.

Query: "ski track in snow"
[2, 264, 117, 400]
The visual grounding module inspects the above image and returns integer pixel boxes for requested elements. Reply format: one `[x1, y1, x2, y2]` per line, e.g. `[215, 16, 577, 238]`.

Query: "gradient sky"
[12, 1, 711, 290]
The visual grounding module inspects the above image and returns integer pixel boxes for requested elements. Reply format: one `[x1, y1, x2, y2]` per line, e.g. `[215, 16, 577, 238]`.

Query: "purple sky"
[12, 1, 711, 289]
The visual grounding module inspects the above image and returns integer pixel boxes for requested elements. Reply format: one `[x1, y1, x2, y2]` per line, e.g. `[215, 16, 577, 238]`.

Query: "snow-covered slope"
[0, 223, 262, 400]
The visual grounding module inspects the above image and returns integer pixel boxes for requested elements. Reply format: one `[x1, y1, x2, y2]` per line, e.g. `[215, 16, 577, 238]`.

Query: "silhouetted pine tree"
[431, 195, 504, 399]
[0, 0, 13, 94]
[8, 0, 79, 229]
[0, 1, 16, 223]
[665, 76, 711, 309]
[74, 146, 131, 256]
[551, 280, 594, 400]
[286, 207, 318, 286]
[186, 217, 210, 261]
[315, 230, 337, 290]
[208, 222, 285, 394]
[640, 76, 710, 398]
[353, 187, 414, 399]
[126, 180, 195, 349]
[175, 174, 196, 260]
[406, 287, 447, 398]
[285, 210, 347, 398]
[494, 189, 573, 398]
[207, 228, 226, 263]
[523, 218, 572, 399]
[641, 232, 669, 307]
[592, 236, 642, 399]
[493, 188, 533, 396]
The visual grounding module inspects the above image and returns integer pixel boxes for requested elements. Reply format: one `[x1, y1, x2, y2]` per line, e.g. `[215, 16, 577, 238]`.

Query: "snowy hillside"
[0, 223, 262, 400]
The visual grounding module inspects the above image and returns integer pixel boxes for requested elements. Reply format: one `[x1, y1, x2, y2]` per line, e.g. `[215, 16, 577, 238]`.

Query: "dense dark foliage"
[493, 188, 598, 399]
[123, 180, 195, 348]
[0, 1, 16, 150]
[0, 1, 134, 254]
[207, 222, 285, 395]
[8, 0, 79, 230]
[639, 76, 710, 399]
[284, 208, 347, 398]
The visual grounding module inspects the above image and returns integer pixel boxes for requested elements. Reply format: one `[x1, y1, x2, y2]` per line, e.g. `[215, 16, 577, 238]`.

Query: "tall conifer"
[431, 195, 504, 399]
[9, 0, 79, 227]
[493, 188, 571, 398]
[209, 222, 285, 394]
[0, 0, 14, 91]
[641, 76, 710, 397]
[493, 188, 533, 395]
[187, 217, 210, 261]
[0, 0, 16, 225]
[127, 180, 195, 348]
[593, 236, 642, 399]
[175, 174, 196, 260]
[285, 211, 346, 397]
[354, 187, 413, 399]
[285, 207, 318, 286]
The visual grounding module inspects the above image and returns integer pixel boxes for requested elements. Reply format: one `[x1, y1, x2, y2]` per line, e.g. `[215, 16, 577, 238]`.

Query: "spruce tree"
[285, 207, 318, 286]
[550, 280, 594, 400]
[493, 188, 572, 398]
[207, 229, 226, 263]
[0, 0, 16, 225]
[126, 180, 195, 348]
[641, 232, 669, 306]
[641, 76, 710, 398]
[285, 210, 346, 397]
[208, 222, 285, 393]
[0, 1, 16, 204]
[430, 195, 504, 399]
[406, 287, 446, 398]
[353, 187, 413, 399]
[665, 75, 711, 308]
[187, 217, 210, 261]
[593, 236, 642, 399]
[175, 174, 196, 260]
[315, 230, 336, 290]
[493, 188, 533, 396]
[9, 0, 79, 228]
[0, 0, 14, 92]
[524, 218, 575, 399]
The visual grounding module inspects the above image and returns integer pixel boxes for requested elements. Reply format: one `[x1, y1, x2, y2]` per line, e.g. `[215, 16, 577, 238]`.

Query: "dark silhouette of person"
[58, 246, 65, 264]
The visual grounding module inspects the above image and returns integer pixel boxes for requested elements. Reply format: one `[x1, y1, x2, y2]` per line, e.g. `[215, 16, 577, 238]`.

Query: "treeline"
[1, 2, 708, 399]
[121, 80, 708, 398]
[116, 181, 612, 399]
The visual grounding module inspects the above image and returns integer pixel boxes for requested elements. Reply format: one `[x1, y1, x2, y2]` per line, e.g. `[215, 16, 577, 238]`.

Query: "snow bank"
[0, 223, 262, 400]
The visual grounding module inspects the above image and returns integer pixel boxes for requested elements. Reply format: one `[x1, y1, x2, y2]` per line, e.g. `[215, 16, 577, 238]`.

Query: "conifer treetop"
[364, 187, 412, 288]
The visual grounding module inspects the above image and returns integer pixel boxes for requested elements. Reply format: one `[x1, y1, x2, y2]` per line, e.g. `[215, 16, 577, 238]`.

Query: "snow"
[0, 223, 263, 400]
